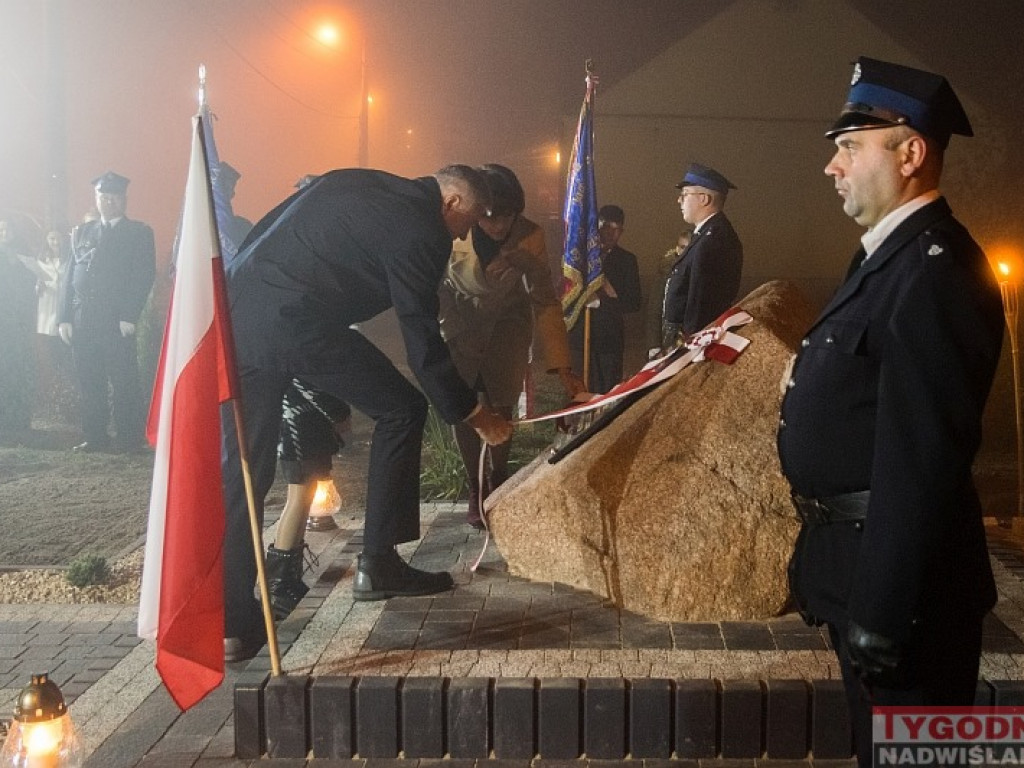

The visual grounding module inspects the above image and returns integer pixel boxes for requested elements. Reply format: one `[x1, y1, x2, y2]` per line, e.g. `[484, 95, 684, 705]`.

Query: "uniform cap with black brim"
[825, 56, 972, 149]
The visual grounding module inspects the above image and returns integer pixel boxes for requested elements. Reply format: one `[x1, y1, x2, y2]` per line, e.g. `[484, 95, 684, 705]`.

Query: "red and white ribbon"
[519, 306, 753, 424]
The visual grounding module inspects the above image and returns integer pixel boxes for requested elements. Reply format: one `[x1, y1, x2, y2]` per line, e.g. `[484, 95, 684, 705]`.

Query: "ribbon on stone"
[519, 306, 753, 425]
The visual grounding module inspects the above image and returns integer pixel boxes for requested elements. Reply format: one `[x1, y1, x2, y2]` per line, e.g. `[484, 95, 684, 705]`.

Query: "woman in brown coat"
[439, 164, 583, 527]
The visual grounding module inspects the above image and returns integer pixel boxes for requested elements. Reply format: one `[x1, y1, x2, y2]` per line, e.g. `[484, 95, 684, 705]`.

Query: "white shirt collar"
[102, 216, 124, 228]
[693, 211, 717, 234]
[860, 190, 941, 259]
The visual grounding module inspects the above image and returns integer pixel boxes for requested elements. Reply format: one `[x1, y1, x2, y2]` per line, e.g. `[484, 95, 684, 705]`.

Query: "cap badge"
[851, 62, 862, 86]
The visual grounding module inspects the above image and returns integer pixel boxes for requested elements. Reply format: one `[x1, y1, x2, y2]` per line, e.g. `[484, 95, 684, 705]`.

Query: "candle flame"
[310, 479, 341, 517]
[24, 717, 63, 757]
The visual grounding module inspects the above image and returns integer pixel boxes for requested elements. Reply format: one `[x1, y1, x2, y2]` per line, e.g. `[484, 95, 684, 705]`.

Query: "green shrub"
[418, 368, 567, 501]
[66, 554, 110, 588]
[419, 406, 467, 501]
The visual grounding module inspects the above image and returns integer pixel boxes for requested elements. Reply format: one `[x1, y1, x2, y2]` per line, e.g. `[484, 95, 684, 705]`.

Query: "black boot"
[353, 549, 454, 601]
[265, 545, 309, 620]
[466, 480, 485, 530]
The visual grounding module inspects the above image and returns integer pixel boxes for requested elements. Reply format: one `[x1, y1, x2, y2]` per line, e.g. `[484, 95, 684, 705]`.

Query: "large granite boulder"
[486, 280, 818, 622]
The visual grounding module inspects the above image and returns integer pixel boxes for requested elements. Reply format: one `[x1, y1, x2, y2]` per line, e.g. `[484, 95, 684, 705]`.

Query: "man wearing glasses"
[661, 163, 744, 351]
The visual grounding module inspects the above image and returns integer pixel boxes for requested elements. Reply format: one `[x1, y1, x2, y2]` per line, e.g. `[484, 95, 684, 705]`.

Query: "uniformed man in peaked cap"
[214, 161, 254, 250]
[778, 57, 1002, 766]
[59, 171, 155, 453]
[661, 162, 744, 348]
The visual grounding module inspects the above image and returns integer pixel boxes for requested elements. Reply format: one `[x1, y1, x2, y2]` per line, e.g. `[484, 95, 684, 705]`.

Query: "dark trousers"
[569, 345, 623, 394]
[71, 327, 143, 447]
[221, 329, 428, 637]
[827, 614, 984, 768]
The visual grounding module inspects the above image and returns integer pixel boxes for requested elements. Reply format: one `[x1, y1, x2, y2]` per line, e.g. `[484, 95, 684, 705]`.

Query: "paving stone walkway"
[2, 507, 1024, 766]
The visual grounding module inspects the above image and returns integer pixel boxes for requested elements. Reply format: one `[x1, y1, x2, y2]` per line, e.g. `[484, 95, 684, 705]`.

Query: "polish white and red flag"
[138, 114, 238, 710]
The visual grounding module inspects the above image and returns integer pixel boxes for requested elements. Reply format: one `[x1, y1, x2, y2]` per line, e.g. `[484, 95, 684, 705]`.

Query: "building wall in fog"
[571, 0, 1021, 449]
[583, 0, 1016, 313]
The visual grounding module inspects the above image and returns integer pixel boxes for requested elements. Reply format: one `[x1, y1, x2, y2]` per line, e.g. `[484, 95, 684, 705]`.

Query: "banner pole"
[583, 306, 592, 391]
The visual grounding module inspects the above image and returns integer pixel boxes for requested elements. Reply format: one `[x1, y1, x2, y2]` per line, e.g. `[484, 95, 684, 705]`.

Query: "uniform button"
[801, 338, 809, 348]
[825, 335, 835, 344]
[779, 418, 786, 428]
[787, 378, 795, 389]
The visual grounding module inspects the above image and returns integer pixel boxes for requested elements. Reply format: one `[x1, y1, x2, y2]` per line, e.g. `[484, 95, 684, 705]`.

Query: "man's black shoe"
[224, 625, 267, 663]
[353, 550, 454, 601]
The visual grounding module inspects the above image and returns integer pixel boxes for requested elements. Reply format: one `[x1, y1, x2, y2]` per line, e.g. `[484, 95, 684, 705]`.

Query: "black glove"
[846, 620, 910, 690]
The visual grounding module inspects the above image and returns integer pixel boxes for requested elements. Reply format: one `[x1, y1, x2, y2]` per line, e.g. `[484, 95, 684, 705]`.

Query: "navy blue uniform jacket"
[226, 169, 477, 424]
[664, 211, 743, 335]
[778, 197, 1003, 643]
[60, 218, 155, 331]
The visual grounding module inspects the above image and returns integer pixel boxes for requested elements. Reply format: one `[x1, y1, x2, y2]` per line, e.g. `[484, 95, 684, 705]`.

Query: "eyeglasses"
[678, 191, 706, 199]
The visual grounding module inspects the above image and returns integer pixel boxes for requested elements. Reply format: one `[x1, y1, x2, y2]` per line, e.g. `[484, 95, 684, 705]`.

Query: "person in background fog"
[216, 161, 254, 247]
[0, 218, 37, 436]
[567, 204, 642, 393]
[59, 172, 156, 454]
[18, 228, 71, 407]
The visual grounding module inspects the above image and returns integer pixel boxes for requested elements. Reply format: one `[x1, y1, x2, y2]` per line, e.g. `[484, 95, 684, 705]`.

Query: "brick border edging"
[230, 675, 1009, 761]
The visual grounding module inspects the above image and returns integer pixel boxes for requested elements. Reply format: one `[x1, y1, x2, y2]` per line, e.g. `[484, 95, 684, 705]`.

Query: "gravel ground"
[0, 412, 373, 604]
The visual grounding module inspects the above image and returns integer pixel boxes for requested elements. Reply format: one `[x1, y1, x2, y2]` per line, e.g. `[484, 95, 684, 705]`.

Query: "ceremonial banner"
[560, 69, 602, 331]
[138, 114, 238, 710]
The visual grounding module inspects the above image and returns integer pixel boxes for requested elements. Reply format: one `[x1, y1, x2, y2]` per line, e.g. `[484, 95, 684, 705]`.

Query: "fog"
[1, 0, 714, 256]
[5, 0, 1020, 266]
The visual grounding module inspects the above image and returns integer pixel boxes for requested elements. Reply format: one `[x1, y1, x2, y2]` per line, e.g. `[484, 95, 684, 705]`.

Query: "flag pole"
[581, 59, 596, 393]
[199, 65, 282, 677]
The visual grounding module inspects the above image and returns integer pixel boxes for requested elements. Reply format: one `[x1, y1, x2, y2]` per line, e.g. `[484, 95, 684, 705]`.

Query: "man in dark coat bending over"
[222, 165, 512, 661]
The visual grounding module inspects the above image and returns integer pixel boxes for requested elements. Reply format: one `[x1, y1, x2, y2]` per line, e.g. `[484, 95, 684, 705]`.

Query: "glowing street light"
[315, 23, 340, 46]
[314, 19, 369, 167]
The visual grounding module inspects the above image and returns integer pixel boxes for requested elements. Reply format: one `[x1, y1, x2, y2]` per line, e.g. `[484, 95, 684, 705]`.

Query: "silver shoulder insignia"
[927, 244, 943, 256]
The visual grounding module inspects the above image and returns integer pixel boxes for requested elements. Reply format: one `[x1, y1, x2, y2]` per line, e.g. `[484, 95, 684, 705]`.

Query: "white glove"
[119, 321, 136, 337]
[58, 323, 73, 345]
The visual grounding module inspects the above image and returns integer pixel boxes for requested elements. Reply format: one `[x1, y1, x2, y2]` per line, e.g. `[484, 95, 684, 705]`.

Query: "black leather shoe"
[72, 441, 112, 454]
[353, 550, 454, 601]
[224, 625, 267, 663]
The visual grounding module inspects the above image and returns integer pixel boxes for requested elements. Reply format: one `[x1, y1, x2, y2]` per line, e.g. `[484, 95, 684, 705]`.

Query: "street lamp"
[998, 261, 1024, 520]
[0, 673, 82, 768]
[358, 41, 368, 168]
[315, 20, 369, 167]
